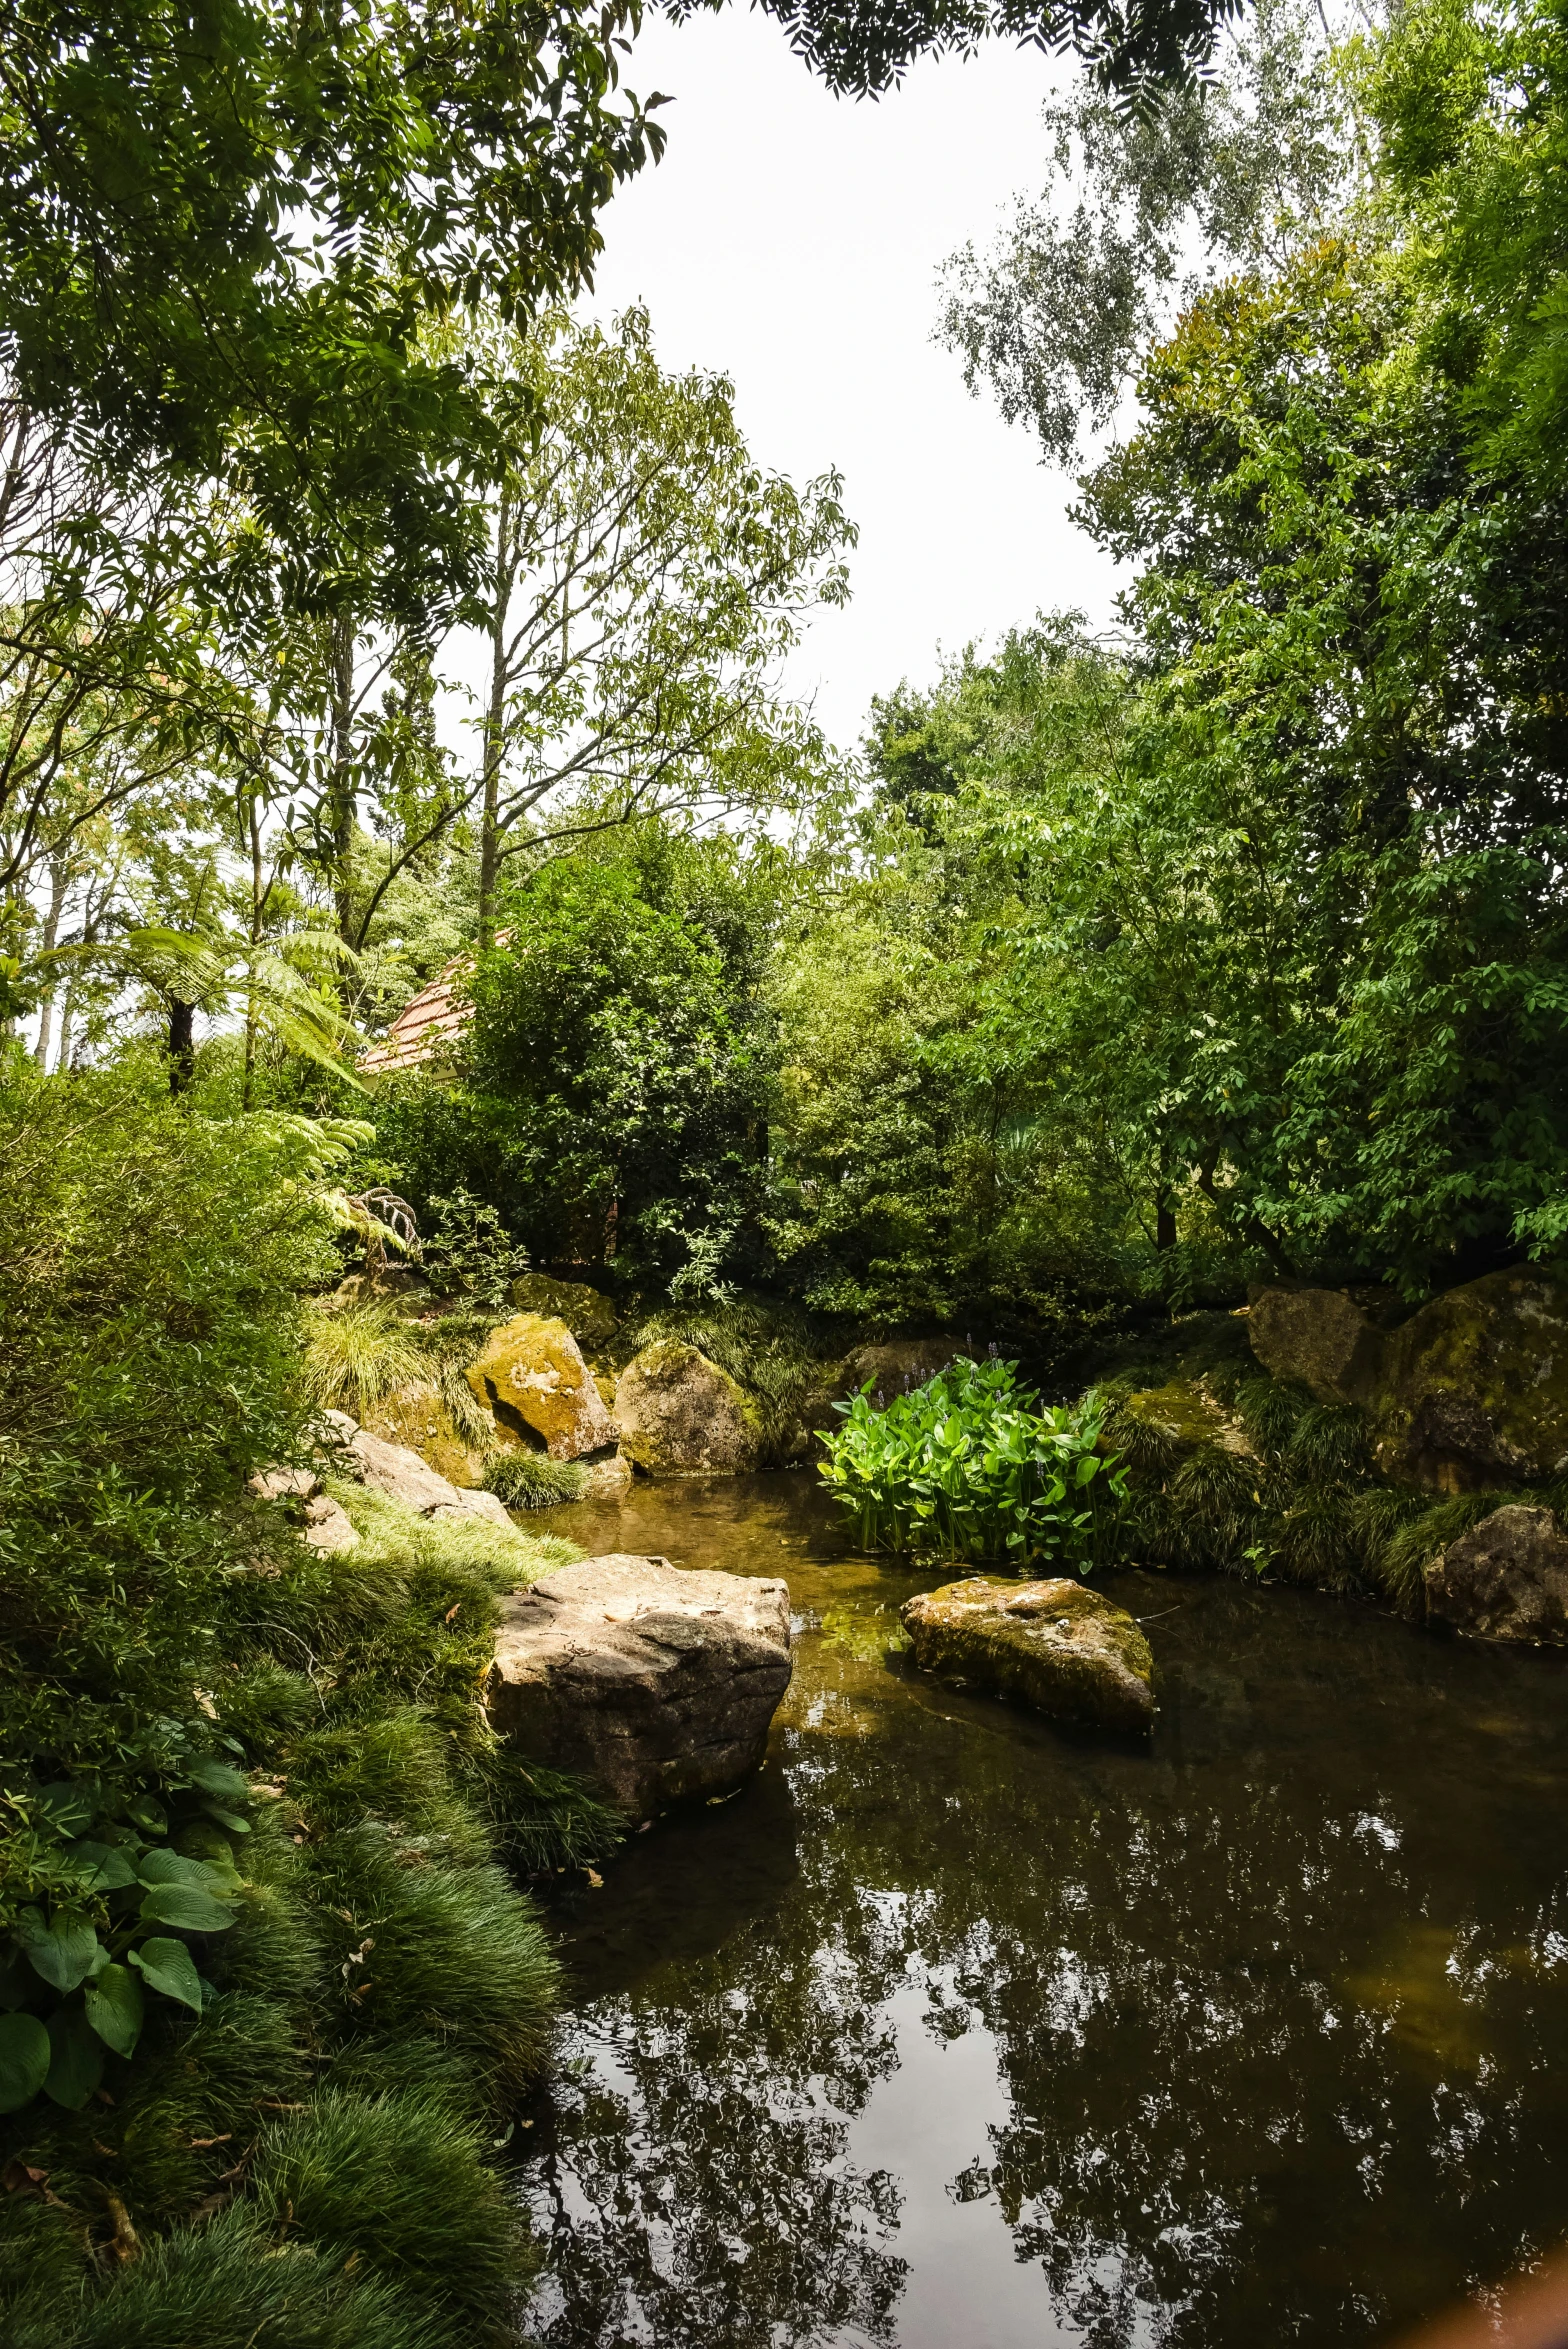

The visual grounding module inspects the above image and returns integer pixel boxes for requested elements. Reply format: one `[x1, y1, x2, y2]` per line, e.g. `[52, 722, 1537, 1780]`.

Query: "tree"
[937, 0, 1358, 461]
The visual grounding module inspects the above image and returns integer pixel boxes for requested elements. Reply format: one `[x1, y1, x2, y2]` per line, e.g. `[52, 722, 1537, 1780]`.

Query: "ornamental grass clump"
[819, 1356, 1127, 1573]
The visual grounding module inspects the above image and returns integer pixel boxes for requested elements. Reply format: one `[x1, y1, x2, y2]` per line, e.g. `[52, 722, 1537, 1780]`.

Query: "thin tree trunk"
[329, 612, 357, 982]
[243, 792, 264, 1111]
[31, 852, 67, 1068]
[168, 997, 196, 1095]
[478, 486, 515, 947]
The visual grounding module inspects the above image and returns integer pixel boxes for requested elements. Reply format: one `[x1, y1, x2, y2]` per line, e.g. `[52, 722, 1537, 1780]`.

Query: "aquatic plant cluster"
[818, 1357, 1128, 1573]
[0, 1066, 616, 2346]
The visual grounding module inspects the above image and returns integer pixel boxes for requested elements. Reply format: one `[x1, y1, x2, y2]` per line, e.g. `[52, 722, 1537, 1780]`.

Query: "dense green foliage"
[0, 1062, 612, 2336]
[820, 1358, 1128, 1570]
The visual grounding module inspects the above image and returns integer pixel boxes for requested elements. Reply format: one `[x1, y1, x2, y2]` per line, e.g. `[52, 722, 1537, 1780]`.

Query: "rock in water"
[901, 1576, 1155, 1735]
[613, 1341, 762, 1473]
[487, 1554, 792, 1815]
[1374, 1270, 1568, 1490]
[466, 1313, 618, 1461]
[1425, 1505, 1568, 1644]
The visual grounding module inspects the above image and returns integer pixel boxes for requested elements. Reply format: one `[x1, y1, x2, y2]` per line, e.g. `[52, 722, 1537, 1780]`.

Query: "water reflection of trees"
[525, 1577, 1568, 2349]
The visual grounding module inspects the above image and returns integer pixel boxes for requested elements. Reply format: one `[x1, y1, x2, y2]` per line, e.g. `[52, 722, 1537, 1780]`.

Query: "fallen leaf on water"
[584, 1867, 604, 1889]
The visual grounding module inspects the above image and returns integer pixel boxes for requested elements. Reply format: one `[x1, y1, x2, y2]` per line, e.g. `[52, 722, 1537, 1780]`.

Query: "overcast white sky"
[585, 7, 1122, 752]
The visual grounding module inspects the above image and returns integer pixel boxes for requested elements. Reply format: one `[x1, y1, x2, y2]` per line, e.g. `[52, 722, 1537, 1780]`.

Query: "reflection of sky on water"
[519, 1475, 1568, 2349]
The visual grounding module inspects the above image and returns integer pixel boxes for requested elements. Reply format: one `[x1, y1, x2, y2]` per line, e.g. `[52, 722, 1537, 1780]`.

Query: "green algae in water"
[519, 1474, 1568, 2349]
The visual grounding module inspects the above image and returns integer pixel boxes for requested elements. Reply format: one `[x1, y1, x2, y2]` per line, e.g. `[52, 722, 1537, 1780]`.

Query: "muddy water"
[516, 1473, 1568, 2349]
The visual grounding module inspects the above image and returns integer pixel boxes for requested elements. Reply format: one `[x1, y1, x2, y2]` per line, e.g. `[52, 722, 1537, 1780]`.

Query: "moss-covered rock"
[361, 1378, 489, 1488]
[900, 1576, 1155, 1734]
[1425, 1503, 1568, 1643]
[1122, 1377, 1255, 1460]
[1247, 1286, 1386, 1406]
[1374, 1269, 1568, 1491]
[613, 1340, 763, 1474]
[465, 1314, 618, 1462]
[508, 1273, 619, 1349]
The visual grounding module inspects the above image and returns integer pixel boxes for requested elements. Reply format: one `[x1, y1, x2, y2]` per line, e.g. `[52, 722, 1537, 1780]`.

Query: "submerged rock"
[1425, 1505, 1568, 1645]
[1375, 1269, 1568, 1491]
[487, 1553, 792, 1815]
[613, 1341, 762, 1474]
[466, 1313, 618, 1461]
[1247, 1287, 1386, 1407]
[901, 1576, 1155, 1735]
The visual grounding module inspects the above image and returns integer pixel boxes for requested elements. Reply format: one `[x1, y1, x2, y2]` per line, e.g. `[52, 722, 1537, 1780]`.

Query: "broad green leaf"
[17, 1910, 103, 1993]
[137, 1850, 228, 1892]
[127, 1796, 167, 1833]
[0, 2014, 50, 2112]
[84, 1964, 145, 2059]
[139, 1883, 235, 1934]
[185, 1757, 250, 1803]
[66, 1840, 139, 1892]
[202, 1804, 252, 1835]
[128, 1937, 204, 2012]
[44, 2004, 104, 2109]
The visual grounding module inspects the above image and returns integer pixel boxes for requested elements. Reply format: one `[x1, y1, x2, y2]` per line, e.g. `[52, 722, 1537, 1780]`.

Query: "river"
[516, 1471, 1568, 2348]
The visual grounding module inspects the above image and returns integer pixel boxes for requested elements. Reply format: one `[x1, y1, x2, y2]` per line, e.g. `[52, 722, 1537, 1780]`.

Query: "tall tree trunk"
[31, 852, 67, 1067]
[328, 612, 357, 983]
[243, 792, 265, 1111]
[478, 485, 515, 948]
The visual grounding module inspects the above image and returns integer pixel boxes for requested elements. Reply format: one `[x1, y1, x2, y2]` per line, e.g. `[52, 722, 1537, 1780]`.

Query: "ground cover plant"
[0, 1061, 615, 2345]
[819, 1356, 1129, 1573]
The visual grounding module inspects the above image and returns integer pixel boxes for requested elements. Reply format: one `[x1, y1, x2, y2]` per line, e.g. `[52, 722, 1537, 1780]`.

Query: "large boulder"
[1374, 1269, 1568, 1491]
[1247, 1287, 1386, 1406]
[901, 1576, 1155, 1735]
[1425, 1505, 1568, 1645]
[327, 1418, 515, 1529]
[508, 1274, 619, 1349]
[836, 1339, 964, 1402]
[465, 1313, 618, 1461]
[614, 1341, 762, 1474]
[487, 1553, 792, 1816]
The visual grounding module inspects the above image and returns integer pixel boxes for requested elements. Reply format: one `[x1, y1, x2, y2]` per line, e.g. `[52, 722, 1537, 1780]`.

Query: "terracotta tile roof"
[360, 932, 513, 1076]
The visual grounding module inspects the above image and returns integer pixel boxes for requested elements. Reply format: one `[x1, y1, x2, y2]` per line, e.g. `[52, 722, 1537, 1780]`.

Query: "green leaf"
[139, 1883, 235, 1934]
[67, 1840, 140, 1892]
[44, 2004, 104, 2109]
[0, 2014, 50, 2113]
[127, 1796, 167, 1833]
[128, 1937, 204, 2012]
[34, 1782, 96, 1835]
[202, 1804, 252, 1835]
[84, 1964, 145, 2059]
[137, 1850, 228, 1892]
[0, 1948, 34, 2012]
[17, 1911, 103, 1993]
[185, 1757, 250, 1804]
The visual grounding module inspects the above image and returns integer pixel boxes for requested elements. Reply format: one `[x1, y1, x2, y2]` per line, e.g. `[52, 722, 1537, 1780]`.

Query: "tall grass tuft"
[304, 1297, 427, 1419]
[484, 1449, 587, 1508]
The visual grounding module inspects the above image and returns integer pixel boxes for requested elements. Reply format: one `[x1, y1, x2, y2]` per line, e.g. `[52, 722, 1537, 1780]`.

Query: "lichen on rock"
[466, 1312, 618, 1461]
[1374, 1269, 1568, 1491]
[901, 1575, 1155, 1734]
[508, 1273, 619, 1349]
[1247, 1287, 1386, 1407]
[613, 1340, 763, 1474]
[1425, 1504, 1568, 1644]
[1122, 1377, 1254, 1460]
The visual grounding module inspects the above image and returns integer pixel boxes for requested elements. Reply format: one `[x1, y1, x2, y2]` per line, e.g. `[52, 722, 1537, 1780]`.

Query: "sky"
[584, 7, 1122, 752]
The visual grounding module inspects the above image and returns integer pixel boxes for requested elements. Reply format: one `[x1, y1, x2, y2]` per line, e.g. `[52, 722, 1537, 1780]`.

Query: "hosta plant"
[818, 1356, 1127, 1574]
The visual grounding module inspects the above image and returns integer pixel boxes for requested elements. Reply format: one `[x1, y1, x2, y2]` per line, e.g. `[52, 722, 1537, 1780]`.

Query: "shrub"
[303, 1298, 428, 1419]
[819, 1356, 1128, 1572]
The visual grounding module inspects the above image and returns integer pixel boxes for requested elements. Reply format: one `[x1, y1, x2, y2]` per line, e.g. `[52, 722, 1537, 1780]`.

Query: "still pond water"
[517, 1473, 1568, 2349]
